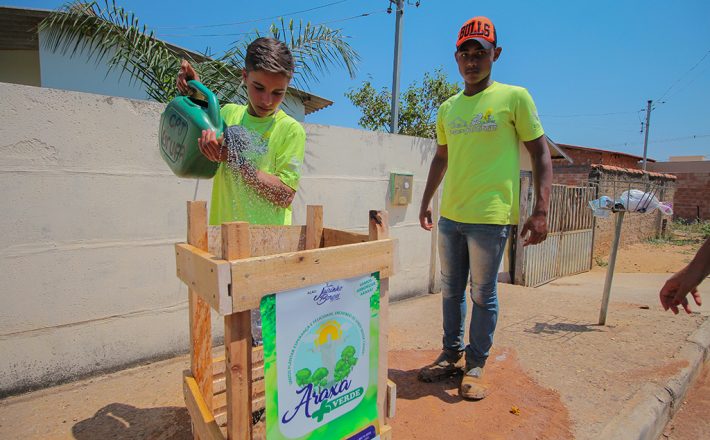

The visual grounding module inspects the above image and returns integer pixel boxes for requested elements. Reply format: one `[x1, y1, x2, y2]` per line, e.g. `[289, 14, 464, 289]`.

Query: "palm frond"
[267, 18, 359, 92]
[39, 2, 358, 105]
[39, 0, 187, 102]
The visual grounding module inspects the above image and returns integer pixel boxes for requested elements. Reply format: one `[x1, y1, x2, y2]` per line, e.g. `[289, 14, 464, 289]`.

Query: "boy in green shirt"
[417, 16, 553, 400]
[176, 38, 306, 345]
[176, 37, 306, 227]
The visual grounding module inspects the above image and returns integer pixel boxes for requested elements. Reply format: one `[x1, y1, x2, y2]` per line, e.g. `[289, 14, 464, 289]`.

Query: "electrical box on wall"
[389, 171, 414, 205]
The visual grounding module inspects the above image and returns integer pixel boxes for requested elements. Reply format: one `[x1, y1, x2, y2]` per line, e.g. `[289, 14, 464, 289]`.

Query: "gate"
[514, 175, 596, 287]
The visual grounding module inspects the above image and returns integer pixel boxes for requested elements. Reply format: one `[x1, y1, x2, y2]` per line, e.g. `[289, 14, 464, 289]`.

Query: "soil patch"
[592, 242, 699, 274]
[388, 349, 573, 440]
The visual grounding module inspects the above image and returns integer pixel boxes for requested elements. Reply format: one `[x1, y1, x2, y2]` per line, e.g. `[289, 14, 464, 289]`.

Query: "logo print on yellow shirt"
[449, 108, 498, 135]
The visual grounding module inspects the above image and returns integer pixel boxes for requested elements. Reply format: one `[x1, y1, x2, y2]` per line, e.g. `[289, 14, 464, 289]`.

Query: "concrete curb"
[599, 317, 710, 440]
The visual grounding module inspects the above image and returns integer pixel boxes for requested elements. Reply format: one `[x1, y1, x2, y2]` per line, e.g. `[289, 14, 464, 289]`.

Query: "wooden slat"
[322, 228, 369, 247]
[370, 210, 390, 429]
[212, 349, 264, 397]
[213, 371, 265, 394]
[229, 239, 395, 312]
[187, 201, 213, 421]
[211, 346, 264, 377]
[212, 378, 265, 410]
[214, 396, 266, 427]
[305, 205, 324, 250]
[183, 376, 225, 440]
[176, 243, 232, 315]
[386, 379, 397, 420]
[222, 222, 253, 440]
[208, 225, 306, 257]
[249, 225, 306, 256]
[252, 420, 265, 440]
[380, 424, 393, 440]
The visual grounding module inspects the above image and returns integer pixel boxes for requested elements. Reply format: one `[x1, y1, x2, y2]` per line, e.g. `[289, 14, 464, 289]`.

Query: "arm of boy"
[419, 144, 448, 231]
[177, 61, 228, 163]
[176, 59, 199, 95]
[521, 136, 552, 246]
[197, 130, 226, 162]
[235, 122, 305, 209]
[235, 164, 296, 208]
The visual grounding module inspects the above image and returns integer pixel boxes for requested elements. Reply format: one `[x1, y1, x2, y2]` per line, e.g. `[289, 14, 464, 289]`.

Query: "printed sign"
[260, 273, 381, 440]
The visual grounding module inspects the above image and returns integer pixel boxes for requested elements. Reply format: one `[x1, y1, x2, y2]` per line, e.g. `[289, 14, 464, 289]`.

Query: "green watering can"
[159, 80, 225, 178]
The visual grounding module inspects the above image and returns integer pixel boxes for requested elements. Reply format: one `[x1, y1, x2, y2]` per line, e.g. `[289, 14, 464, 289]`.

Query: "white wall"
[38, 30, 151, 101]
[292, 125, 438, 299]
[0, 82, 213, 396]
[0, 82, 438, 396]
[37, 30, 307, 122]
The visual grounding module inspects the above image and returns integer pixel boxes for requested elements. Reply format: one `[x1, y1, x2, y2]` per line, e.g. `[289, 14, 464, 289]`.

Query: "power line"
[316, 9, 388, 26]
[154, 0, 349, 30]
[655, 48, 710, 104]
[157, 9, 387, 38]
[539, 110, 639, 118]
[599, 133, 710, 150]
[663, 62, 710, 103]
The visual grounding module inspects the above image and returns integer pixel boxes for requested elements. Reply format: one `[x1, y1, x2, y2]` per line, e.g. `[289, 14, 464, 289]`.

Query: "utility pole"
[641, 99, 652, 171]
[389, 0, 404, 134]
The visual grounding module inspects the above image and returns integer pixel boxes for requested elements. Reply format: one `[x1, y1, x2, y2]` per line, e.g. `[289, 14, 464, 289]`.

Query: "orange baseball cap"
[456, 16, 497, 50]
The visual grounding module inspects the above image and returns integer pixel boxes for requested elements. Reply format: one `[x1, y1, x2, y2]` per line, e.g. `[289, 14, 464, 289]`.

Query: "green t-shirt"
[209, 104, 306, 226]
[435, 82, 544, 225]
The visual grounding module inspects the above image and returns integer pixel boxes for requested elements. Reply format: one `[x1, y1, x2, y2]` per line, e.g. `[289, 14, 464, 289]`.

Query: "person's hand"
[176, 60, 200, 95]
[521, 211, 548, 246]
[197, 130, 226, 162]
[659, 265, 703, 314]
[419, 205, 433, 231]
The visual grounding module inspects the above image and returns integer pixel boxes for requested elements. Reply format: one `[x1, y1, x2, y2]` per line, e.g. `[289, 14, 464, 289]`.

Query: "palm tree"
[38, 0, 359, 104]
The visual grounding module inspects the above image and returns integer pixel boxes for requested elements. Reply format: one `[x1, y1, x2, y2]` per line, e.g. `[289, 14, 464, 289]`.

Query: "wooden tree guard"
[177, 203, 397, 440]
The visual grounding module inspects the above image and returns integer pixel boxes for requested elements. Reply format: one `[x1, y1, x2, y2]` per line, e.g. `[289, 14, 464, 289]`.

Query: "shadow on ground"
[527, 321, 605, 335]
[72, 402, 191, 440]
[389, 367, 462, 404]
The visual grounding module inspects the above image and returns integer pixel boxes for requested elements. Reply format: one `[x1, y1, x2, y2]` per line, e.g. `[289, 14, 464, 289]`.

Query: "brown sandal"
[417, 350, 464, 382]
[460, 367, 488, 400]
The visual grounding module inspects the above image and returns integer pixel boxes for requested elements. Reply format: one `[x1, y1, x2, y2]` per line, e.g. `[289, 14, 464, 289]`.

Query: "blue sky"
[12, 0, 710, 160]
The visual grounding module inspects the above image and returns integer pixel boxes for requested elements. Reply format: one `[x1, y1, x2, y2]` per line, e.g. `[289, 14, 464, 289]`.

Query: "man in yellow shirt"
[418, 16, 553, 400]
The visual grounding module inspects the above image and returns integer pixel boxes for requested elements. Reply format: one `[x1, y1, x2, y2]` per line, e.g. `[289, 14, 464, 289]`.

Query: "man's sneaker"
[417, 350, 464, 382]
[460, 366, 488, 400]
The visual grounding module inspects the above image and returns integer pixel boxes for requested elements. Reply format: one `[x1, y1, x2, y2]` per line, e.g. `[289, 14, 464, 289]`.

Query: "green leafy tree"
[39, 0, 359, 104]
[310, 367, 329, 388]
[334, 345, 358, 381]
[295, 368, 312, 387]
[345, 68, 460, 138]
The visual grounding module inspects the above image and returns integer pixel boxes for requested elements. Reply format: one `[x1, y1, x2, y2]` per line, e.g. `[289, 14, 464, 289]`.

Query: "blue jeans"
[438, 217, 510, 368]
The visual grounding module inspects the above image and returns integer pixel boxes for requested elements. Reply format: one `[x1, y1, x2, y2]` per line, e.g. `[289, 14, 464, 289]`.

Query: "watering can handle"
[187, 80, 221, 129]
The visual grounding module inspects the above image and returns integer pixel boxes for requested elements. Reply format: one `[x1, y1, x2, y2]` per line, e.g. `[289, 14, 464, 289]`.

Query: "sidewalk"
[0, 271, 707, 439]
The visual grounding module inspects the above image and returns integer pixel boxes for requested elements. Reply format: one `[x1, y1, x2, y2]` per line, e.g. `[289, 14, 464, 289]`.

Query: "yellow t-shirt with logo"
[435, 82, 544, 225]
[209, 104, 305, 226]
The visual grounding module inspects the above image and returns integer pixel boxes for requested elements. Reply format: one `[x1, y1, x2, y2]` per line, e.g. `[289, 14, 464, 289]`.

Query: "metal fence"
[521, 184, 596, 287]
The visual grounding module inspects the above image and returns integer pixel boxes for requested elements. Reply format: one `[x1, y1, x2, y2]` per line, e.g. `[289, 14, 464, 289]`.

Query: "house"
[550, 143, 656, 186]
[543, 142, 678, 258]
[649, 156, 710, 220]
[0, 5, 332, 121]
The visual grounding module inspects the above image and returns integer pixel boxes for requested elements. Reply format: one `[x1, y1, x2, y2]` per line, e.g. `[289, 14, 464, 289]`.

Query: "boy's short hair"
[245, 37, 295, 78]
